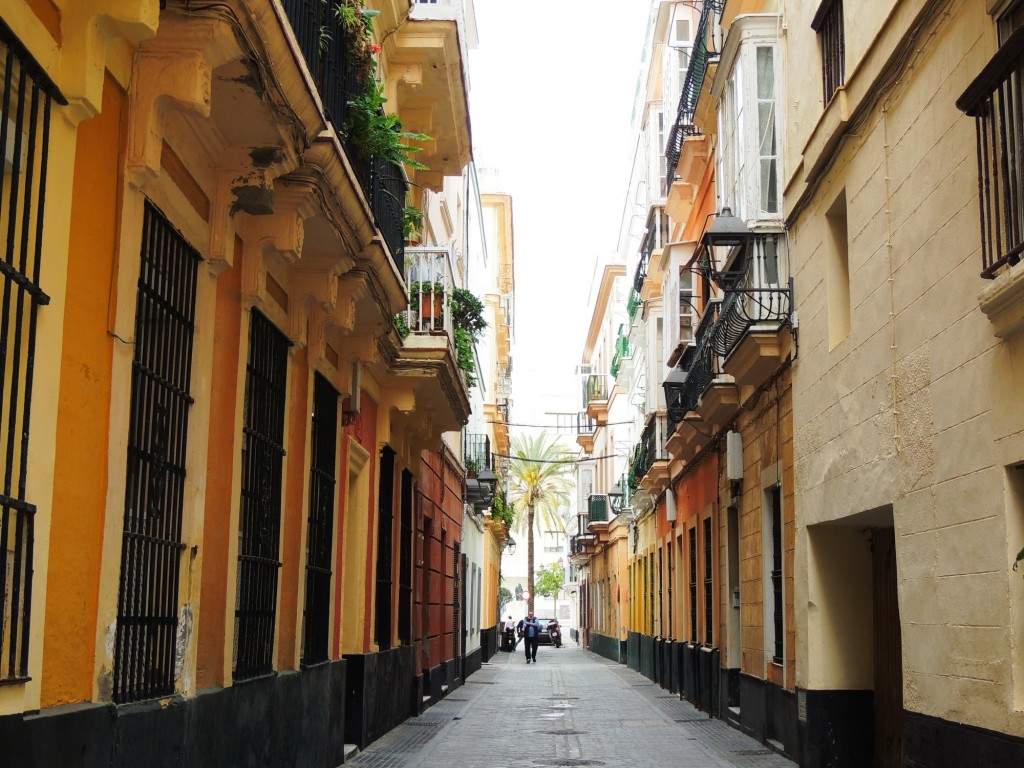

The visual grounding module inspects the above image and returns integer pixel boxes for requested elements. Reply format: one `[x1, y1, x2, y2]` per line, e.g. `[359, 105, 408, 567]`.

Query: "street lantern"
[664, 364, 691, 423]
[698, 206, 751, 284]
[608, 483, 625, 515]
[466, 466, 499, 511]
[504, 534, 516, 556]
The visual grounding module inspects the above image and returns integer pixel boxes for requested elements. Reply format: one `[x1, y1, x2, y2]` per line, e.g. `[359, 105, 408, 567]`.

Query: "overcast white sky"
[468, 2, 650, 429]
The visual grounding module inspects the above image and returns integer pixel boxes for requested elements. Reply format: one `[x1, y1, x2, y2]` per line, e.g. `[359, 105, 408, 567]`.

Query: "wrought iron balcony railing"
[463, 433, 491, 472]
[633, 207, 669, 295]
[664, 0, 723, 194]
[588, 494, 609, 525]
[710, 235, 792, 359]
[586, 373, 610, 405]
[667, 301, 721, 423]
[280, 2, 406, 274]
[957, 25, 1024, 278]
[610, 326, 632, 377]
[636, 416, 671, 480]
[577, 411, 596, 435]
[404, 246, 455, 339]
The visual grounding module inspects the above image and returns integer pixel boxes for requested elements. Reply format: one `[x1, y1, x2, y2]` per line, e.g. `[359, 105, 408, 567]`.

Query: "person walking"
[520, 611, 541, 664]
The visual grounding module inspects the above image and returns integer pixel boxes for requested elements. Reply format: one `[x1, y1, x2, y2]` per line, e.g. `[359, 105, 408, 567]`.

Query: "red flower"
[371, 44, 381, 54]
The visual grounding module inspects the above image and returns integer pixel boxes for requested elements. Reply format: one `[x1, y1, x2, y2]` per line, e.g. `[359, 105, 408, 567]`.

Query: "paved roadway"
[347, 640, 796, 768]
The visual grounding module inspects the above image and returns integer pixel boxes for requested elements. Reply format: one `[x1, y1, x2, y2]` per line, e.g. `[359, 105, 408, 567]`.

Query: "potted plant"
[404, 205, 424, 245]
[408, 280, 445, 331]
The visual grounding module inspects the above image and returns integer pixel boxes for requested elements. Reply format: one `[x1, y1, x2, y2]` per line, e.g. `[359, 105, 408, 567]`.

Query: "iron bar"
[302, 373, 338, 666]
[114, 201, 200, 702]
[234, 310, 288, 681]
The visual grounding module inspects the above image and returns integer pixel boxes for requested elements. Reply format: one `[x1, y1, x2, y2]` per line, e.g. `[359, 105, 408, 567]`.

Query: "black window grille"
[113, 202, 200, 702]
[398, 469, 413, 645]
[0, 20, 65, 685]
[375, 446, 395, 650]
[770, 486, 784, 664]
[234, 310, 288, 681]
[657, 548, 664, 636]
[703, 517, 714, 646]
[812, 0, 845, 106]
[452, 542, 461, 669]
[302, 373, 338, 666]
[689, 527, 697, 644]
[667, 544, 673, 640]
[956, 27, 1024, 278]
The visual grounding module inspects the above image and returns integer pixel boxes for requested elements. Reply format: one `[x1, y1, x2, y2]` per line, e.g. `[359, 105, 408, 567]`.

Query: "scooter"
[549, 623, 562, 648]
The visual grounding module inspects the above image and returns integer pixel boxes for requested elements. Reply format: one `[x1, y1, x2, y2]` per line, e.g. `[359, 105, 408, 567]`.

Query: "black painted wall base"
[796, 688, 872, 768]
[640, 634, 656, 681]
[627, 631, 641, 671]
[737, 673, 798, 760]
[480, 626, 497, 663]
[344, 646, 416, 749]
[0, 660, 347, 768]
[904, 709, 1024, 768]
[464, 647, 482, 678]
[589, 631, 624, 663]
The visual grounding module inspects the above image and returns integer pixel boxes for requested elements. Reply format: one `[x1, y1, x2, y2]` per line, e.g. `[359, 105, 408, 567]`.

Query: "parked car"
[537, 619, 557, 645]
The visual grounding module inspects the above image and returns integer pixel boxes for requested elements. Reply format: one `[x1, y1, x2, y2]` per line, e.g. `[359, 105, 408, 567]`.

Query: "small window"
[674, 18, 692, 45]
[812, 0, 845, 105]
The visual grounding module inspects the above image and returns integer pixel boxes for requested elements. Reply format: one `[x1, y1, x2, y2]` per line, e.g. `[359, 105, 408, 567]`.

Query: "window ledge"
[979, 261, 1024, 338]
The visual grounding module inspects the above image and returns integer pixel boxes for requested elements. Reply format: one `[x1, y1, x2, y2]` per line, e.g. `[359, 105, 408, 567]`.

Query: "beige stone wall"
[785, 0, 1024, 737]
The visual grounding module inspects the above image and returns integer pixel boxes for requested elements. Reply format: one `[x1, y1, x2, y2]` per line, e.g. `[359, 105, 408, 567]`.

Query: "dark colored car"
[537, 619, 559, 645]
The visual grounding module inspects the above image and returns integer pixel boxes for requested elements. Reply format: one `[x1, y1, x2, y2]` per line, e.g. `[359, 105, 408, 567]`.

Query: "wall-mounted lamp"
[698, 207, 751, 284]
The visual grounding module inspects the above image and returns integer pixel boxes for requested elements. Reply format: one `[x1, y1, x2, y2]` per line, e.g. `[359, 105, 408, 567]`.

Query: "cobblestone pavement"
[347, 642, 796, 768]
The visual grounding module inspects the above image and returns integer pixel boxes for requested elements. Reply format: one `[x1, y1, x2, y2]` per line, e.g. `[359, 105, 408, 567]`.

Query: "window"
[113, 202, 201, 701]
[688, 526, 698, 643]
[956, 5, 1024, 278]
[703, 517, 714, 646]
[398, 469, 413, 645]
[666, 542, 674, 640]
[812, 0, 845, 105]
[302, 374, 338, 666]
[825, 190, 851, 348]
[0, 22, 65, 685]
[375, 447, 396, 650]
[234, 310, 288, 681]
[657, 547, 664, 636]
[768, 485, 784, 664]
[716, 20, 783, 221]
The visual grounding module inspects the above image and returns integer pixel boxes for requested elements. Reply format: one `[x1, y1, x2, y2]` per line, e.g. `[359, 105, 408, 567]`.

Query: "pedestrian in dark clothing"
[520, 611, 541, 663]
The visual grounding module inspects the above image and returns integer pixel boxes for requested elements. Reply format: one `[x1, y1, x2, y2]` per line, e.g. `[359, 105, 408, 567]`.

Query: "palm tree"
[507, 433, 573, 613]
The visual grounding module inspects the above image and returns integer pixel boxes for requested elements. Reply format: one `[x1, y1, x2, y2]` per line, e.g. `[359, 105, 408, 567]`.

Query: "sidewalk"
[347, 642, 796, 768]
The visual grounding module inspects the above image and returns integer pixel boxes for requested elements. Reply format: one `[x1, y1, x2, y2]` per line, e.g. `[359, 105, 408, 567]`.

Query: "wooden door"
[872, 527, 904, 767]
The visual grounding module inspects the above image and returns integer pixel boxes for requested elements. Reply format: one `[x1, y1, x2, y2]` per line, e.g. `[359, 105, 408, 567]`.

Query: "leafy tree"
[498, 586, 513, 613]
[533, 562, 564, 600]
[507, 433, 572, 612]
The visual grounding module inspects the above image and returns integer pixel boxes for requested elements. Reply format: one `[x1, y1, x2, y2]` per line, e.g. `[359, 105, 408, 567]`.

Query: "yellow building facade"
[0, 0, 479, 764]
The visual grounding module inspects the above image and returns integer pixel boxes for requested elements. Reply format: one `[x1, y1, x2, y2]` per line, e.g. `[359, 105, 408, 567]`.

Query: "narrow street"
[349, 644, 795, 768]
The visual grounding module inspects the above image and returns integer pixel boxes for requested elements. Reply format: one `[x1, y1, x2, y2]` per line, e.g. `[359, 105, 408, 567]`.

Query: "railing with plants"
[586, 373, 610, 406]
[664, 0, 723, 195]
[282, 1, 425, 274]
[398, 246, 487, 389]
[463, 433, 491, 474]
[610, 326, 631, 378]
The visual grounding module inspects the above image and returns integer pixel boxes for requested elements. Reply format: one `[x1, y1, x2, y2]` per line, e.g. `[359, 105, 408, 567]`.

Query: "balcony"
[587, 494, 609, 530]
[664, 0, 722, 194]
[713, 238, 792, 400]
[610, 326, 632, 380]
[385, 245, 470, 431]
[664, 301, 738, 461]
[279, 2, 407, 275]
[636, 415, 672, 497]
[463, 433, 491, 473]
[632, 207, 670, 299]
[585, 374, 613, 423]
[385, 0, 474, 188]
[957, 26, 1024, 334]
[575, 411, 597, 453]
